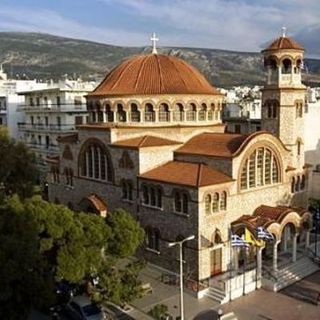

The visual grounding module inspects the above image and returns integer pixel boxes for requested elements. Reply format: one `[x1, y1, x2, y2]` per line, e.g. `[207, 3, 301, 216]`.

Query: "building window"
[56, 96, 61, 106]
[145, 103, 155, 122]
[117, 104, 126, 122]
[174, 191, 189, 215]
[122, 180, 133, 201]
[79, 141, 113, 182]
[205, 194, 211, 214]
[220, 191, 227, 210]
[301, 175, 306, 190]
[146, 228, 160, 252]
[296, 102, 303, 118]
[105, 104, 114, 122]
[295, 176, 300, 192]
[186, 103, 196, 121]
[240, 147, 280, 191]
[173, 103, 184, 122]
[198, 103, 207, 121]
[291, 177, 295, 193]
[141, 185, 162, 209]
[212, 193, 219, 213]
[265, 100, 278, 119]
[159, 103, 170, 122]
[130, 103, 140, 122]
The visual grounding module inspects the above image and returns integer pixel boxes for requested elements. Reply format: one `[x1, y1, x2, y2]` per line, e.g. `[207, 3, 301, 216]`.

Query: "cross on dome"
[282, 26, 287, 37]
[151, 32, 159, 54]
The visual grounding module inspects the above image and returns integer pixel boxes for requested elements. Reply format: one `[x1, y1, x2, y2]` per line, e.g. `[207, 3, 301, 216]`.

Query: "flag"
[300, 60, 309, 74]
[256, 226, 274, 242]
[245, 228, 264, 247]
[231, 234, 250, 248]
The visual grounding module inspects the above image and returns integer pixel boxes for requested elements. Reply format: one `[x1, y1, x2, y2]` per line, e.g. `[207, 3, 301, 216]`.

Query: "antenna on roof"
[151, 32, 159, 54]
[281, 26, 287, 37]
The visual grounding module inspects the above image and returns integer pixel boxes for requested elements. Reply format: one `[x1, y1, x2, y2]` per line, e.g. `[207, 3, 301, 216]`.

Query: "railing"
[17, 103, 87, 112]
[26, 143, 60, 153]
[18, 123, 75, 132]
[262, 265, 278, 281]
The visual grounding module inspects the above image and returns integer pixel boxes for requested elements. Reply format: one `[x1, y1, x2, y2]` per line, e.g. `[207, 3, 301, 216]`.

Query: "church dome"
[263, 36, 304, 52]
[89, 54, 221, 96]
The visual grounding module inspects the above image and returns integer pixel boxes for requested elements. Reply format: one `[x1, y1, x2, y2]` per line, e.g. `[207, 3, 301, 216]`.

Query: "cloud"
[0, 6, 147, 46]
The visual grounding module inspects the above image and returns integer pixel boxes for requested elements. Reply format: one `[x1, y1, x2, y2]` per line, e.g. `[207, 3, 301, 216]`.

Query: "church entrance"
[210, 248, 222, 276]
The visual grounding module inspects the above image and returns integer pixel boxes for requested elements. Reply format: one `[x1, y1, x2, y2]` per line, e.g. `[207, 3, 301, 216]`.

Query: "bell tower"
[261, 28, 306, 169]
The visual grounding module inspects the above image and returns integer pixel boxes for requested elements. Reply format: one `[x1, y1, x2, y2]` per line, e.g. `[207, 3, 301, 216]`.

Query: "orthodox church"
[47, 31, 318, 301]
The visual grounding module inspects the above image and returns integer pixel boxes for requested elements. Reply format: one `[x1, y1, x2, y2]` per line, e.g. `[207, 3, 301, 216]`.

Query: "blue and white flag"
[231, 234, 250, 248]
[300, 60, 309, 73]
[256, 227, 274, 242]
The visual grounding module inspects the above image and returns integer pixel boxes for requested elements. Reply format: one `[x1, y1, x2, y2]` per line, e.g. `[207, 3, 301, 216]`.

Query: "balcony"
[17, 103, 87, 113]
[26, 143, 60, 154]
[18, 123, 76, 133]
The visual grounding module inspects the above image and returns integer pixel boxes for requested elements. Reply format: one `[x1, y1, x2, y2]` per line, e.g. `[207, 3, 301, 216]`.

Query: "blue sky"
[0, 0, 319, 52]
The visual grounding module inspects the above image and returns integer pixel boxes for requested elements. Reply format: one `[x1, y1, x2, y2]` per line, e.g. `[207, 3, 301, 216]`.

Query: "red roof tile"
[88, 54, 222, 96]
[111, 135, 182, 149]
[263, 36, 304, 52]
[140, 161, 233, 187]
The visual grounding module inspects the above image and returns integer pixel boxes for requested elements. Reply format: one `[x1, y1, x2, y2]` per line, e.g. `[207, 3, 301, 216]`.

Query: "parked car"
[65, 295, 105, 320]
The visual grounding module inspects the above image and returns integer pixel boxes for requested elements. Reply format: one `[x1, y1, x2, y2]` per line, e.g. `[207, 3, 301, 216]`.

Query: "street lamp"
[217, 308, 224, 320]
[168, 235, 195, 320]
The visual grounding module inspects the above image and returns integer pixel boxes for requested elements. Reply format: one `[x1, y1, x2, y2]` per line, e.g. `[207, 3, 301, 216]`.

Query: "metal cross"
[282, 26, 287, 37]
[151, 32, 159, 54]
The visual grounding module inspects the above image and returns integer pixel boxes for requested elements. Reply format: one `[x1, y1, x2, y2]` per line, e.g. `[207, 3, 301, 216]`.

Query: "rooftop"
[140, 161, 233, 187]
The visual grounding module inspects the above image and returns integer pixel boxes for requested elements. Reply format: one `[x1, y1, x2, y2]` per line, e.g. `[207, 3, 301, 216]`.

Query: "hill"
[0, 32, 319, 87]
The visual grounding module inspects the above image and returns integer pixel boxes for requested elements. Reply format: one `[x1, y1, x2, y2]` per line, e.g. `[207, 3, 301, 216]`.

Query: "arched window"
[117, 104, 126, 122]
[150, 187, 156, 206]
[282, 58, 292, 74]
[198, 103, 207, 121]
[240, 147, 280, 191]
[105, 104, 114, 122]
[146, 228, 160, 252]
[122, 180, 133, 200]
[182, 194, 188, 214]
[186, 103, 196, 121]
[220, 191, 227, 210]
[159, 103, 170, 122]
[266, 100, 278, 119]
[295, 176, 300, 192]
[145, 103, 155, 122]
[79, 141, 113, 182]
[174, 192, 181, 212]
[130, 103, 140, 122]
[142, 185, 149, 205]
[301, 175, 306, 190]
[205, 194, 211, 214]
[173, 103, 184, 122]
[291, 177, 295, 193]
[212, 193, 219, 212]
[208, 103, 214, 120]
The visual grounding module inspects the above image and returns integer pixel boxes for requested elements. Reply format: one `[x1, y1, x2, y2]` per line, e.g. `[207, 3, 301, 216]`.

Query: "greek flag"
[231, 234, 250, 248]
[256, 227, 274, 241]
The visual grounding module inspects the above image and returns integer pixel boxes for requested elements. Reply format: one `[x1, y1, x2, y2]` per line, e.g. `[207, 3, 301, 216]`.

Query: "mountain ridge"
[0, 32, 319, 87]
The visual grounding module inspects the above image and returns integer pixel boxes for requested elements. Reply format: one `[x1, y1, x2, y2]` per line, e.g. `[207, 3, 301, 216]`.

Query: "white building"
[18, 79, 96, 175]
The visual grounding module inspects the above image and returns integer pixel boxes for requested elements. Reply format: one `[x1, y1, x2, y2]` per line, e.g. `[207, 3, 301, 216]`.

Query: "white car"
[65, 295, 105, 320]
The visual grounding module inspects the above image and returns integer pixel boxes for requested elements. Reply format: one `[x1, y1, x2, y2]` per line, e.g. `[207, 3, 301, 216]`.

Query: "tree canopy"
[0, 127, 38, 198]
[0, 196, 144, 319]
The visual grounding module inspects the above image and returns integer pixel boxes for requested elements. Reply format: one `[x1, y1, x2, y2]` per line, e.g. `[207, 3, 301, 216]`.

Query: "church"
[47, 31, 318, 302]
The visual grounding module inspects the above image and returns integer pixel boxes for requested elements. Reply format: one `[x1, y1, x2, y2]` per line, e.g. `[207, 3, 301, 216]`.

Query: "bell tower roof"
[262, 33, 304, 53]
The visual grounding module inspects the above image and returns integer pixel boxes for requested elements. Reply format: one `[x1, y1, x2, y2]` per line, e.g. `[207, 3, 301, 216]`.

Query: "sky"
[0, 0, 319, 53]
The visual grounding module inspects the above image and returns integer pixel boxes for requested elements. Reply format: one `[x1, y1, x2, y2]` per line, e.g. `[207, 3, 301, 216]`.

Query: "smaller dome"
[263, 36, 304, 52]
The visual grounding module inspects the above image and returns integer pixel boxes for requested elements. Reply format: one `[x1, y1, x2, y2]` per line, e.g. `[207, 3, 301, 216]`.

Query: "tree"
[0, 127, 38, 198]
[0, 196, 145, 319]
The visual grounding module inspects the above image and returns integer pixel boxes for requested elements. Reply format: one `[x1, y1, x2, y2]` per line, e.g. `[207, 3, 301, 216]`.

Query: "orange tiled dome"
[263, 36, 304, 52]
[89, 54, 221, 96]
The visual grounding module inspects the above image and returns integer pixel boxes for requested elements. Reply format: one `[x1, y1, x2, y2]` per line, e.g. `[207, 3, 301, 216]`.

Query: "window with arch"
[282, 58, 292, 74]
[173, 103, 184, 122]
[205, 194, 211, 215]
[159, 103, 170, 122]
[240, 147, 280, 190]
[145, 103, 155, 122]
[265, 100, 278, 119]
[186, 103, 196, 121]
[212, 193, 219, 212]
[130, 103, 140, 122]
[146, 228, 160, 252]
[198, 103, 207, 121]
[116, 104, 126, 122]
[121, 180, 133, 201]
[141, 184, 162, 209]
[220, 191, 227, 210]
[105, 104, 114, 122]
[296, 101, 303, 118]
[174, 191, 189, 215]
[79, 141, 113, 182]
[291, 177, 295, 193]
[208, 104, 214, 120]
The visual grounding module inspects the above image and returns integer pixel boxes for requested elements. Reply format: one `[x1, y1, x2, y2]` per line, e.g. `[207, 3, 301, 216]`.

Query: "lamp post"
[168, 235, 195, 320]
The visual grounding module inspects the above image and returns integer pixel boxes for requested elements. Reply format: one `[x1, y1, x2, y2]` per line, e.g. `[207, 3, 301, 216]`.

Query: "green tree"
[0, 196, 145, 319]
[0, 127, 38, 198]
